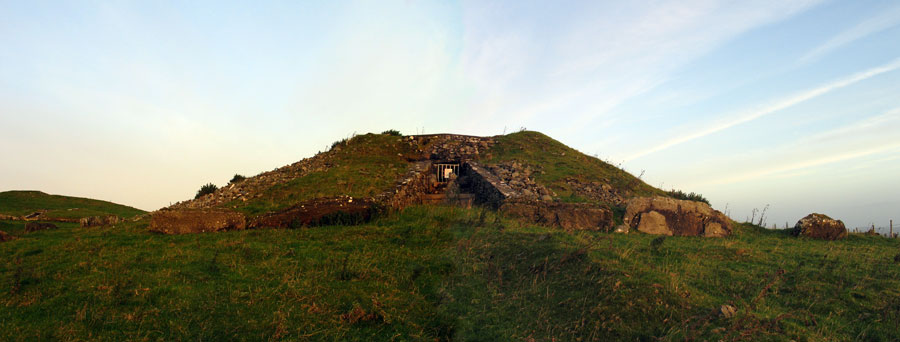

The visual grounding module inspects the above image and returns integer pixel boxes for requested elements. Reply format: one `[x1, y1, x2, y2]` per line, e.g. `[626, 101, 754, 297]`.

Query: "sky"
[1, 0, 899, 231]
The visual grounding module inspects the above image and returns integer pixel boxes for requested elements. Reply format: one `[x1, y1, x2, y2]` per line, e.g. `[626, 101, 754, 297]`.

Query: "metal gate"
[435, 163, 460, 183]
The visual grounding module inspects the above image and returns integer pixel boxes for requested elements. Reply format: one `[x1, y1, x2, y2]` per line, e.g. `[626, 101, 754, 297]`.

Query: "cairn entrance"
[422, 162, 473, 207]
[435, 163, 460, 183]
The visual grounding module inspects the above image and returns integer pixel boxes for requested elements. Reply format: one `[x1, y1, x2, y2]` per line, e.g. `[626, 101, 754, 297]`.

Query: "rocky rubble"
[407, 134, 495, 161]
[793, 213, 847, 240]
[623, 196, 731, 237]
[484, 161, 555, 201]
[562, 177, 624, 206]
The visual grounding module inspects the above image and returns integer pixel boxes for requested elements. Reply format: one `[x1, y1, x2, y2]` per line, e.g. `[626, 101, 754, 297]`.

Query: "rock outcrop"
[0, 230, 14, 242]
[623, 196, 731, 237]
[501, 201, 613, 231]
[24, 222, 58, 233]
[80, 215, 121, 227]
[793, 213, 847, 240]
[149, 209, 246, 234]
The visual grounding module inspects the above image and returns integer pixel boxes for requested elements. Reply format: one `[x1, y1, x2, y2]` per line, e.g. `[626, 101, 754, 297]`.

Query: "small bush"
[667, 189, 709, 204]
[381, 129, 402, 136]
[195, 183, 218, 199]
[229, 174, 246, 184]
[331, 138, 348, 150]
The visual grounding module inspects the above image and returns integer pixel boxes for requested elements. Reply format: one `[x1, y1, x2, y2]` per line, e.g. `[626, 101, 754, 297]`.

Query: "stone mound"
[149, 209, 246, 234]
[0, 230, 14, 242]
[24, 222, 58, 233]
[623, 196, 731, 237]
[793, 213, 846, 240]
[80, 215, 121, 227]
[250, 197, 378, 228]
[501, 201, 613, 231]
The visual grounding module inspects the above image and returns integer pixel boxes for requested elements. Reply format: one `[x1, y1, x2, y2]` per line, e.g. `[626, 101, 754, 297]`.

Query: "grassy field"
[0, 191, 145, 220]
[2, 206, 898, 341]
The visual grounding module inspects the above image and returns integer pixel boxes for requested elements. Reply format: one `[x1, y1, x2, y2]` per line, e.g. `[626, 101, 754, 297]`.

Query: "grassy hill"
[2, 131, 898, 340]
[1, 207, 898, 341]
[0, 191, 145, 220]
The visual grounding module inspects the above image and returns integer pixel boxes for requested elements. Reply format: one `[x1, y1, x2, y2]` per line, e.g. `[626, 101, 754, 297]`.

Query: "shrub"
[381, 129, 402, 136]
[195, 183, 218, 199]
[229, 174, 246, 184]
[331, 138, 348, 150]
[667, 189, 709, 204]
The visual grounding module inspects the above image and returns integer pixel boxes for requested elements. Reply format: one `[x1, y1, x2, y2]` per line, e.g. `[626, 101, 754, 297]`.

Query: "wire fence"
[850, 219, 897, 238]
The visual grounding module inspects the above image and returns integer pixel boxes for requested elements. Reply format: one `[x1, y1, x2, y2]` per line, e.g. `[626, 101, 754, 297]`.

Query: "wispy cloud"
[799, 4, 900, 64]
[625, 57, 900, 162]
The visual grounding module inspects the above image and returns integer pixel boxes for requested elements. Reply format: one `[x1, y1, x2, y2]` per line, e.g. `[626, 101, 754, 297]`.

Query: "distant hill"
[0, 190, 145, 220]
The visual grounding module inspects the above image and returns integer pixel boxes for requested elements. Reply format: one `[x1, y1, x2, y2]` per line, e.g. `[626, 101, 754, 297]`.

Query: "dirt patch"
[149, 209, 247, 234]
[250, 197, 378, 228]
[0, 230, 14, 242]
[80, 215, 121, 227]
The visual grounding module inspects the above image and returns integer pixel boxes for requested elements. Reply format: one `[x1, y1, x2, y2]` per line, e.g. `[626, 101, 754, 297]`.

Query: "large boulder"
[24, 222, 58, 233]
[149, 209, 246, 234]
[501, 201, 613, 231]
[793, 213, 847, 240]
[80, 215, 121, 227]
[624, 196, 731, 237]
[0, 230, 14, 242]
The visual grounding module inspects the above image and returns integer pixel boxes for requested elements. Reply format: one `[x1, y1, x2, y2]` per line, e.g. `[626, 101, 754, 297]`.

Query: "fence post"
[891, 219, 893, 238]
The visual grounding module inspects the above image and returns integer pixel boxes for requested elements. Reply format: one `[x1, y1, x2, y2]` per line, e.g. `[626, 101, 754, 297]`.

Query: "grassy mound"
[0, 191, 145, 220]
[227, 133, 416, 217]
[2, 207, 897, 341]
[482, 131, 664, 203]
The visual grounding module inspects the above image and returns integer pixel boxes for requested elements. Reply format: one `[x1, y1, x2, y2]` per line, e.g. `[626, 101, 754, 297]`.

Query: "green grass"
[0, 191, 145, 219]
[2, 207, 899, 341]
[231, 133, 415, 217]
[482, 131, 665, 204]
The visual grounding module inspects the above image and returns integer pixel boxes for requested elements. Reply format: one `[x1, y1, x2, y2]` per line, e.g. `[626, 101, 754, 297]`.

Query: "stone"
[614, 224, 629, 233]
[0, 230, 14, 242]
[793, 213, 847, 240]
[149, 209, 247, 234]
[624, 196, 731, 237]
[541, 195, 553, 202]
[80, 215, 121, 228]
[24, 222, 58, 233]
[637, 211, 672, 236]
[719, 304, 737, 319]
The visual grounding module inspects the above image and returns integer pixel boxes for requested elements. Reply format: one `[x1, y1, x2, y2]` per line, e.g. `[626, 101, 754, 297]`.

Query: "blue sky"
[1, 0, 898, 230]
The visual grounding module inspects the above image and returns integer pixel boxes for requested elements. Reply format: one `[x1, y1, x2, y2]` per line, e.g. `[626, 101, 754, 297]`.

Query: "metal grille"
[435, 163, 460, 183]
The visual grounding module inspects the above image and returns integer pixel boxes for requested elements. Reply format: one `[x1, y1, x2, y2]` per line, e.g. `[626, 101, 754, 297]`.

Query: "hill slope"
[0, 190, 145, 220]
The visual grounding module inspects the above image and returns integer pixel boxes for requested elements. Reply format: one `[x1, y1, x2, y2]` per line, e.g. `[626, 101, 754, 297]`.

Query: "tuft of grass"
[381, 129, 402, 136]
[0, 191, 145, 219]
[667, 189, 710, 204]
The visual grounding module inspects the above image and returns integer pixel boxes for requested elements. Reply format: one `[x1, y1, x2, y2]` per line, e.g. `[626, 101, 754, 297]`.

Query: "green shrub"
[381, 129, 402, 136]
[229, 174, 246, 184]
[667, 189, 709, 204]
[195, 183, 218, 199]
[330, 138, 348, 150]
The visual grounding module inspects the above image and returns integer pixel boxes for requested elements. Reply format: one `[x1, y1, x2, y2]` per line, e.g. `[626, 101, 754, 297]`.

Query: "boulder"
[149, 209, 246, 234]
[0, 230, 14, 242]
[623, 196, 731, 237]
[793, 213, 847, 240]
[24, 222, 58, 233]
[80, 215, 121, 227]
[501, 201, 613, 231]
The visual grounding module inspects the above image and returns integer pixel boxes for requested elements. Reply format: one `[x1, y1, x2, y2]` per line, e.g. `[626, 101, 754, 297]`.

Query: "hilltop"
[0, 190, 145, 221]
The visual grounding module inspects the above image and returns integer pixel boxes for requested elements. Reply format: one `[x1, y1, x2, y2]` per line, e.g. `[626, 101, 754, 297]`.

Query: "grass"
[2, 207, 899, 341]
[482, 131, 665, 204]
[0, 191, 145, 219]
[230, 133, 416, 217]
